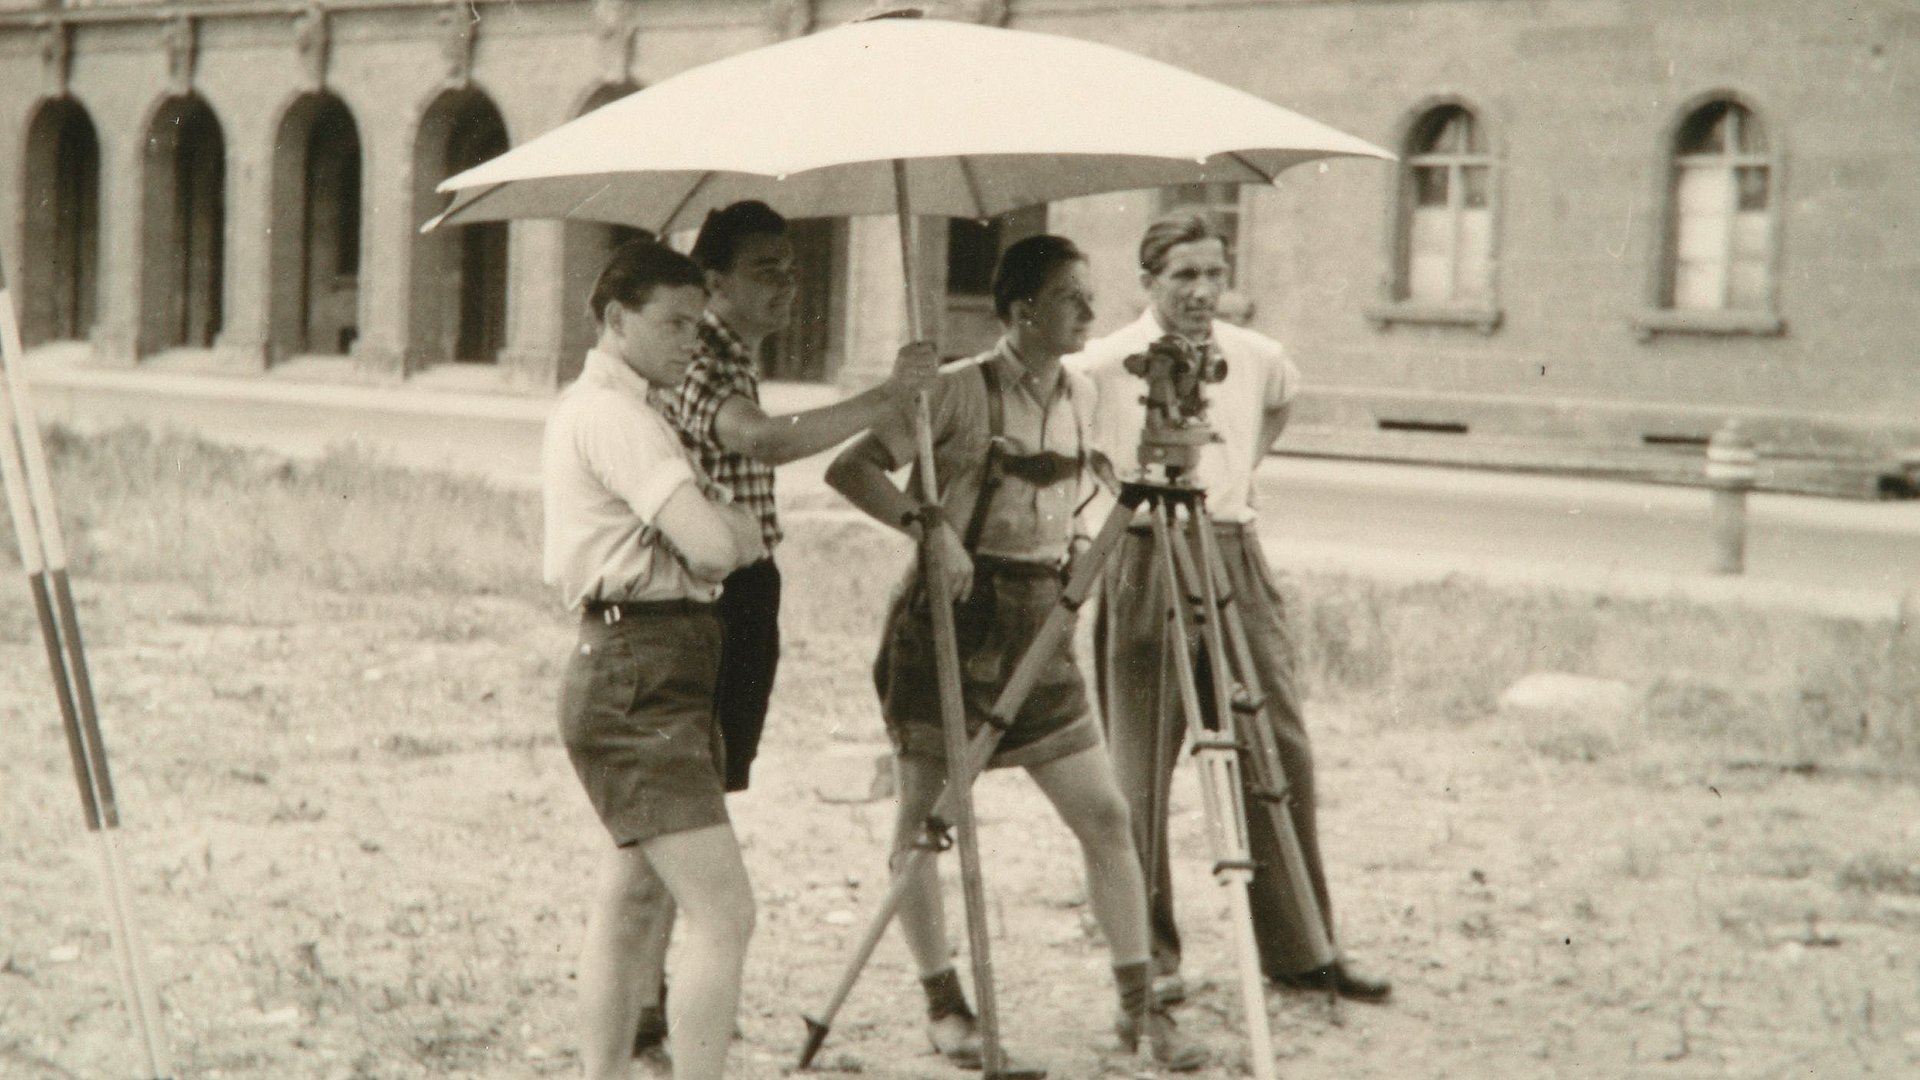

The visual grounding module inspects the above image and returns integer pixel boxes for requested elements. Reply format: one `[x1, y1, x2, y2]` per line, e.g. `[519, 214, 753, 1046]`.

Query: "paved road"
[1250, 457, 1920, 598]
[27, 360, 1919, 612]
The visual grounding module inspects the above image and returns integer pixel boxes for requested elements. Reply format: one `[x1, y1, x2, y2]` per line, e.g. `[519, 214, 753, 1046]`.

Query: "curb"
[782, 507, 1909, 625]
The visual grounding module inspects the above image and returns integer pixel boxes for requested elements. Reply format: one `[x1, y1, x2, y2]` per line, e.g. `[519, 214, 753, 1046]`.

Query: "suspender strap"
[960, 361, 1005, 554]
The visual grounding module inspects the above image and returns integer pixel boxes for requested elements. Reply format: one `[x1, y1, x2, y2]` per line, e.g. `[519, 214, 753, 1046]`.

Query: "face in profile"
[1017, 259, 1095, 358]
[607, 284, 708, 387]
[709, 231, 797, 340]
[1142, 237, 1230, 340]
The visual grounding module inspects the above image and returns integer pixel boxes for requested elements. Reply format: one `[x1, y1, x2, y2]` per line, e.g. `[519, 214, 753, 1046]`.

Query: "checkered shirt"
[659, 312, 782, 550]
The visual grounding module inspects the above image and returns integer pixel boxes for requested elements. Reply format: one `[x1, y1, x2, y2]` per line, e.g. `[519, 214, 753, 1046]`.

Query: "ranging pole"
[890, 158, 1012, 1079]
[0, 252, 174, 1080]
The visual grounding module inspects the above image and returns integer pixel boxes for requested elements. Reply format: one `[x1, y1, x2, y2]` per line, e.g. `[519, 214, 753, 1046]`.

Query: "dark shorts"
[873, 560, 1099, 770]
[714, 558, 782, 793]
[558, 604, 727, 847]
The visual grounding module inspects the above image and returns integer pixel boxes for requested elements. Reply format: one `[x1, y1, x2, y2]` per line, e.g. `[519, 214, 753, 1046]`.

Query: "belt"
[583, 598, 713, 624]
[973, 554, 1065, 579]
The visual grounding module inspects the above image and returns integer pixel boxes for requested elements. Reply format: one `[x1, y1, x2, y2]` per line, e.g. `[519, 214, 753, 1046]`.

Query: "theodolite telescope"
[1122, 333, 1227, 476]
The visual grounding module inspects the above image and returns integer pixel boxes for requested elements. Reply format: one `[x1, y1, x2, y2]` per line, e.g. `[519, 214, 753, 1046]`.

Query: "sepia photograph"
[1, 2, 1916, 1078]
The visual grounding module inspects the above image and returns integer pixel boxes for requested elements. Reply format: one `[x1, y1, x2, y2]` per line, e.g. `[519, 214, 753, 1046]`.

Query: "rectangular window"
[1673, 165, 1731, 311]
[946, 218, 999, 296]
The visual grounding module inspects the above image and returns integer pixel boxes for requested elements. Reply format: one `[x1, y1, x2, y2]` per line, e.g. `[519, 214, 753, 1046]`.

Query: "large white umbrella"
[430, 14, 1390, 1078]
[430, 15, 1389, 232]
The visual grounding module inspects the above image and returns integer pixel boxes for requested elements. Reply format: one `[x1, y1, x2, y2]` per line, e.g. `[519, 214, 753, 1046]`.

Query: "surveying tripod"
[799, 338, 1336, 1080]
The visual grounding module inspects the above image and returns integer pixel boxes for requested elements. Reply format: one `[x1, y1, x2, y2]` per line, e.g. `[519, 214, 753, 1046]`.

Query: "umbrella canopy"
[429, 15, 1391, 232]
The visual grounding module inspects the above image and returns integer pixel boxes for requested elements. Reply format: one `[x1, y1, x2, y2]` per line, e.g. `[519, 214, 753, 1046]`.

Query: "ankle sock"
[1114, 960, 1152, 1019]
[921, 968, 975, 1022]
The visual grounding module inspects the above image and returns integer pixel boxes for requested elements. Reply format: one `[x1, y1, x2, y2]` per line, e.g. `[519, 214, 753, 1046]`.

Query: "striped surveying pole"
[0, 254, 175, 1078]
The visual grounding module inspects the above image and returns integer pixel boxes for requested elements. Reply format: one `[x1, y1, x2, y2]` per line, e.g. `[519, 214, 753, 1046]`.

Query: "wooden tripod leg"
[798, 492, 1144, 1069]
[1180, 513, 1337, 970]
[1146, 502, 1278, 1080]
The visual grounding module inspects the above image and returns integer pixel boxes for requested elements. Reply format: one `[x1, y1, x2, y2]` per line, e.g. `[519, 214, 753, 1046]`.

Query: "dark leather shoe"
[1115, 1005, 1208, 1072]
[1151, 973, 1187, 1007]
[927, 1012, 983, 1069]
[1271, 961, 1392, 1003]
[926, 1013, 1048, 1077]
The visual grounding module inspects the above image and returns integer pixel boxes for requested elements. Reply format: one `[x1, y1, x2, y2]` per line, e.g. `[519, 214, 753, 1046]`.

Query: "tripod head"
[1124, 333, 1227, 482]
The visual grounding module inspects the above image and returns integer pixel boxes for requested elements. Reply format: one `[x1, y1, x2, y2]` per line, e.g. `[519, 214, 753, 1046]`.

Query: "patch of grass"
[8, 426, 1915, 769]
[5, 425, 544, 605]
[1285, 574, 1920, 768]
[1838, 853, 1920, 897]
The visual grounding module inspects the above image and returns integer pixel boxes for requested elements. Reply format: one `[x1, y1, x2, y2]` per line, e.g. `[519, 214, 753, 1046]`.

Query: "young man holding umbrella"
[1068, 209, 1391, 1008]
[544, 238, 768, 1080]
[626, 200, 938, 1057]
[827, 234, 1206, 1073]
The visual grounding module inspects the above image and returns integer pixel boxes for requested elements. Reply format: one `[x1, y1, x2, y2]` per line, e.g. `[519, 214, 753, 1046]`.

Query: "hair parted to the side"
[992, 234, 1086, 321]
[1138, 207, 1232, 276]
[590, 238, 706, 326]
[689, 200, 788, 273]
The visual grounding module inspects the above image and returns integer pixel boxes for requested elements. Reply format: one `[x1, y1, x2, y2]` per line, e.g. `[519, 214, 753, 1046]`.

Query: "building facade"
[3, 0, 1916, 464]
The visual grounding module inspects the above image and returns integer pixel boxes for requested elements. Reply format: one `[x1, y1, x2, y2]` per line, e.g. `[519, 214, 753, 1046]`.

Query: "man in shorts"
[826, 235, 1205, 1073]
[632, 200, 937, 1055]
[544, 238, 768, 1080]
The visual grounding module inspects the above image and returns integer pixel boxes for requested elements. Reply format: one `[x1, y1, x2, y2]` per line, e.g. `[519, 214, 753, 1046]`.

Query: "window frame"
[1368, 96, 1504, 335]
[1634, 91, 1786, 341]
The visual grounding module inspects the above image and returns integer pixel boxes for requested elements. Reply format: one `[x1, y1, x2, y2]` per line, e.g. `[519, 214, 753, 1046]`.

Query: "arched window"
[139, 94, 226, 355]
[409, 87, 511, 368]
[1403, 105, 1492, 305]
[21, 97, 100, 346]
[1667, 101, 1772, 312]
[1635, 96, 1783, 339]
[1370, 102, 1499, 332]
[268, 92, 363, 362]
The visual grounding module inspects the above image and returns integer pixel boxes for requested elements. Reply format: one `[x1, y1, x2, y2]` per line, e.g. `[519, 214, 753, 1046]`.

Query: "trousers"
[715, 557, 781, 792]
[1092, 522, 1334, 978]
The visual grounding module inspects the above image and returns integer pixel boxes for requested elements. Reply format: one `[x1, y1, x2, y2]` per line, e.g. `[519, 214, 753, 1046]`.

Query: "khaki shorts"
[558, 606, 726, 847]
[873, 560, 1099, 770]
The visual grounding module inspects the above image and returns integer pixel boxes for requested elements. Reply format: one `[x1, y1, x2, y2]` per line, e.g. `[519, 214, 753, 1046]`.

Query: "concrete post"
[1705, 420, 1758, 575]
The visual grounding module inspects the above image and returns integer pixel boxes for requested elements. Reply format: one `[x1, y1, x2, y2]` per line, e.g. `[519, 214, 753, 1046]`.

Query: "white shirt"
[870, 338, 1094, 563]
[1066, 309, 1300, 524]
[542, 349, 717, 608]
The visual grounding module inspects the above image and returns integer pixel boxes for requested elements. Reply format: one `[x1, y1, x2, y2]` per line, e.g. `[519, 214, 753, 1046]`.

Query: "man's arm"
[713, 342, 938, 465]
[1257, 401, 1293, 457]
[825, 434, 973, 602]
[654, 485, 767, 583]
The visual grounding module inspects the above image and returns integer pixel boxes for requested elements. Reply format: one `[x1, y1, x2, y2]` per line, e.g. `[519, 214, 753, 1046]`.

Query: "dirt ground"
[4, 516, 1919, 1080]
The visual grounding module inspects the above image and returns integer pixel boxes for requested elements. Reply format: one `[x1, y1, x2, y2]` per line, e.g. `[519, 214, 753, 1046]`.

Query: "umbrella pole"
[892, 160, 1012, 1079]
[0, 255, 175, 1080]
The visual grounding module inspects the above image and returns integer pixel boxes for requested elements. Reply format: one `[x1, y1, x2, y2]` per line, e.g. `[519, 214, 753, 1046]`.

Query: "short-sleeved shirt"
[543, 348, 719, 608]
[869, 339, 1093, 565]
[659, 312, 782, 550]
[1067, 308, 1300, 524]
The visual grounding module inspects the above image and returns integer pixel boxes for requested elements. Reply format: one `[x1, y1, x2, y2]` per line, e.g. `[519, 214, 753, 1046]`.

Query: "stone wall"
[2, 0, 1915, 456]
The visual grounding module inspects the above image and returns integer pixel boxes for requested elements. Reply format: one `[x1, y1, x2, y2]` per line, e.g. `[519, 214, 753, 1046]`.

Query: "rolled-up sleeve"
[669, 358, 736, 452]
[1264, 340, 1302, 409]
[577, 398, 696, 524]
[872, 368, 971, 471]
